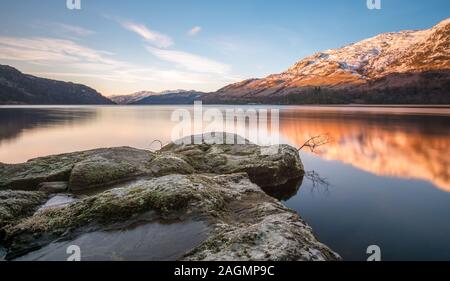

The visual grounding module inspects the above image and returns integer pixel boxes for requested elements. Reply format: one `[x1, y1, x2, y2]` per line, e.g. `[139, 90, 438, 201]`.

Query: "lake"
[0, 105, 449, 261]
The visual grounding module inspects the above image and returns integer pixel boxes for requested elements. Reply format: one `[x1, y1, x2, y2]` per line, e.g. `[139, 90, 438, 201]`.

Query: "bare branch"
[150, 139, 164, 151]
[304, 170, 331, 194]
[298, 134, 331, 153]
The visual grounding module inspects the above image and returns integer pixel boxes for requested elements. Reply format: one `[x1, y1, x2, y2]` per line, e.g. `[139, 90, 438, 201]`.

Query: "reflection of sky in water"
[1, 105, 449, 261]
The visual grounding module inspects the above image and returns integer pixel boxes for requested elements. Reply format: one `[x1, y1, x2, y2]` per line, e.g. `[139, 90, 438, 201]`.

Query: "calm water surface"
[1, 105, 449, 261]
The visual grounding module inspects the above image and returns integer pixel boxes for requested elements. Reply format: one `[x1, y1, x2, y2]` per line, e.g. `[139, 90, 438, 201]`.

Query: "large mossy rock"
[3, 173, 339, 261]
[161, 141, 304, 189]
[0, 135, 303, 193]
[0, 134, 339, 261]
[69, 156, 140, 191]
[0, 147, 155, 191]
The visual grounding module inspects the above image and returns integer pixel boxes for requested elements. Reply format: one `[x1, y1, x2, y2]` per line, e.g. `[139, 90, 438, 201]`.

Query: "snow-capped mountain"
[110, 91, 158, 104]
[207, 18, 450, 104]
[111, 89, 204, 104]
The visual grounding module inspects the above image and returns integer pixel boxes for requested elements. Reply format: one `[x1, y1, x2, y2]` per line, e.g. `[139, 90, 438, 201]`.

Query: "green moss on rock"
[0, 190, 47, 228]
[7, 177, 197, 237]
[68, 157, 139, 191]
[148, 154, 194, 176]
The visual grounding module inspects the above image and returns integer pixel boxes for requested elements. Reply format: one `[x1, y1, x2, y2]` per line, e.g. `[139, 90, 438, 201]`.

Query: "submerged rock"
[0, 134, 340, 261]
[14, 219, 209, 261]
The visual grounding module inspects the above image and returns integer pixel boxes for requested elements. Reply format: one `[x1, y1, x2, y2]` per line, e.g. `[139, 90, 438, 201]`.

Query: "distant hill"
[204, 18, 450, 104]
[110, 91, 158, 104]
[113, 90, 204, 105]
[0, 65, 114, 105]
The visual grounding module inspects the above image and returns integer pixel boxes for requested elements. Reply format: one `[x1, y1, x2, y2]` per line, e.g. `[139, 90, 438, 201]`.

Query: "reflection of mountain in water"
[0, 108, 96, 143]
[279, 109, 450, 192]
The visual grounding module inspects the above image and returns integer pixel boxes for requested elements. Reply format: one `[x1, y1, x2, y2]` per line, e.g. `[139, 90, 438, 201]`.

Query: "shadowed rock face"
[0, 134, 339, 261]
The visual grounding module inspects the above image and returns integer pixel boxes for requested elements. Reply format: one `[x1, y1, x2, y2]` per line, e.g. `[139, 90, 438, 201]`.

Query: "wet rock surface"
[0, 134, 340, 261]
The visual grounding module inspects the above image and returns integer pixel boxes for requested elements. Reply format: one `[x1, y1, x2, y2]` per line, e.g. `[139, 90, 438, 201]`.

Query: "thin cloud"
[31, 21, 95, 40]
[120, 21, 173, 48]
[57, 23, 96, 37]
[188, 26, 202, 36]
[0, 36, 240, 95]
[0, 36, 116, 65]
[146, 46, 231, 74]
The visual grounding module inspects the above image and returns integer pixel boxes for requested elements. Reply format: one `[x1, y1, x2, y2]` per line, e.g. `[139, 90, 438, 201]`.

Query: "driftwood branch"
[150, 139, 164, 151]
[298, 134, 331, 153]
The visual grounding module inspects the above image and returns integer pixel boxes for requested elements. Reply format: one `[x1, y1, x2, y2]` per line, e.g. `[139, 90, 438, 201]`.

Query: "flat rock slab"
[14, 219, 209, 261]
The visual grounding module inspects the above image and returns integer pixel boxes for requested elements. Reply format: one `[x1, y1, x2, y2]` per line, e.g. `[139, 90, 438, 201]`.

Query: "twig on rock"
[150, 139, 164, 151]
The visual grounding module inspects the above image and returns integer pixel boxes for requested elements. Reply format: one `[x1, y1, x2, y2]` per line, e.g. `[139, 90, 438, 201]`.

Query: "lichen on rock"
[68, 156, 140, 191]
[0, 190, 48, 229]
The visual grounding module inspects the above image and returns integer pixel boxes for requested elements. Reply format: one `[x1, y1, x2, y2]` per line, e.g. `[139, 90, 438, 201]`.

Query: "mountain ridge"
[1, 18, 449, 105]
[111, 89, 204, 105]
[0, 65, 114, 105]
[204, 18, 450, 104]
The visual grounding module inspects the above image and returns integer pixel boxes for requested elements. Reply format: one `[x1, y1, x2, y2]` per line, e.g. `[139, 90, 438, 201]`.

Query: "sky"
[0, 0, 448, 96]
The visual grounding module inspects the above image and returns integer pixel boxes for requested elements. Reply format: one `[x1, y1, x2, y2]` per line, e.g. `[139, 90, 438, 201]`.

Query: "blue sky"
[0, 0, 448, 95]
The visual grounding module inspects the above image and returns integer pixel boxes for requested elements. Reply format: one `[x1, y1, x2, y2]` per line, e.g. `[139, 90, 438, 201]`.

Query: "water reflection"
[261, 176, 304, 201]
[0, 106, 448, 194]
[1, 105, 450, 261]
[14, 219, 209, 261]
[278, 108, 450, 192]
[0, 107, 96, 144]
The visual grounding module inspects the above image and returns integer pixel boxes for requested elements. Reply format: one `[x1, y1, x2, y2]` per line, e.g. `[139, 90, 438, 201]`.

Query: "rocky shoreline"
[0, 134, 340, 261]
